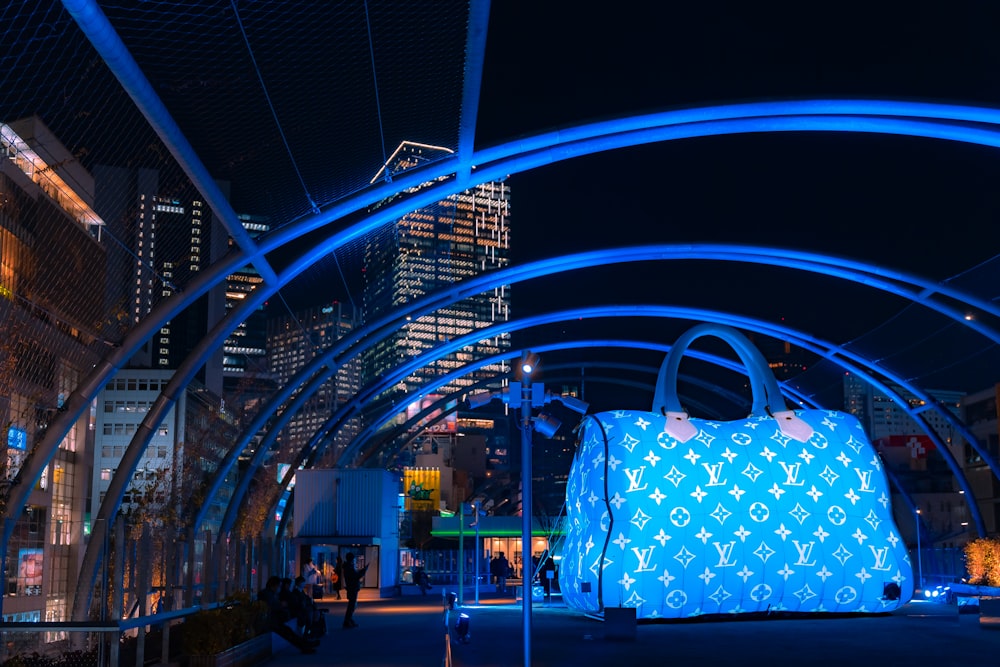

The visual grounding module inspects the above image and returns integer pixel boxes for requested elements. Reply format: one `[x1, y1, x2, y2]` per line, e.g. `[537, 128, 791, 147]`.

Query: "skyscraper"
[93, 165, 227, 394]
[223, 212, 270, 382]
[363, 141, 511, 403]
[267, 301, 362, 465]
[221, 212, 273, 419]
[0, 116, 103, 626]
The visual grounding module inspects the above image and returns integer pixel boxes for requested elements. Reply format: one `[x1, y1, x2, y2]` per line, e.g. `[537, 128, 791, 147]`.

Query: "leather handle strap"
[653, 324, 812, 442]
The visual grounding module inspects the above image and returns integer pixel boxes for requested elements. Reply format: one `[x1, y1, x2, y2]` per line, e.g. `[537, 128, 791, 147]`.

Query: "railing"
[0, 603, 219, 666]
[912, 546, 967, 588]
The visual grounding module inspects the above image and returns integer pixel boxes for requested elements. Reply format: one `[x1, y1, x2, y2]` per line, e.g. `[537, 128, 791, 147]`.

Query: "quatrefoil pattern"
[559, 409, 913, 619]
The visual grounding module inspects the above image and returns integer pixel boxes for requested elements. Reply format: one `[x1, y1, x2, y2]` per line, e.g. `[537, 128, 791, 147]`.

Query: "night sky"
[473, 1, 1000, 410]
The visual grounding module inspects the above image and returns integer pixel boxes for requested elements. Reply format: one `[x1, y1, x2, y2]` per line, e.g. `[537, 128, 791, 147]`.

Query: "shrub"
[964, 538, 1000, 587]
[180, 592, 269, 656]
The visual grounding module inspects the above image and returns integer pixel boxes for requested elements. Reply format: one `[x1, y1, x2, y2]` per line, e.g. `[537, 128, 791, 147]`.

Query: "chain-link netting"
[5, 3, 1000, 662]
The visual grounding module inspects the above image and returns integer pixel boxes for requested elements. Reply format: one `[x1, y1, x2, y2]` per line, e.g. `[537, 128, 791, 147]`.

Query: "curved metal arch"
[253, 99, 1000, 259]
[251, 306, 985, 538]
[355, 362, 736, 469]
[367, 366, 742, 468]
[271, 348, 764, 525]
[39, 99, 1000, 545]
[275, 340, 924, 535]
[354, 354, 760, 468]
[334, 328, 976, 496]
[52, 106, 1000, 544]
[206, 240, 1000, 541]
[360, 365, 749, 470]
[363, 375, 922, 528]
[56, 100, 1000, 615]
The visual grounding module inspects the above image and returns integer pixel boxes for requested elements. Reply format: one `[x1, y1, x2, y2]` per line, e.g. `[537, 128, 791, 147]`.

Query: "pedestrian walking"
[342, 552, 368, 629]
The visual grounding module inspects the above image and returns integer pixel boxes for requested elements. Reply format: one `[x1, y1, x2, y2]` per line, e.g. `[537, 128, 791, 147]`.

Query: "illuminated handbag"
[559, 324, 913, 619]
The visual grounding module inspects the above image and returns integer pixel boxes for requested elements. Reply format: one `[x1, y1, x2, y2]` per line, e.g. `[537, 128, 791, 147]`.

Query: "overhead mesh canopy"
[1, 1, 1000, 565]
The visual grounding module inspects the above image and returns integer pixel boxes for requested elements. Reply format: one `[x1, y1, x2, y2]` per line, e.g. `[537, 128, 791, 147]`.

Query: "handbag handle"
[653, 323, 813, 442]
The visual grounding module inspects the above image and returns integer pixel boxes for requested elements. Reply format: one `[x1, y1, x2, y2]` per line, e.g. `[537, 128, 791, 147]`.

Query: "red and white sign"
[876, 434, 934, 459]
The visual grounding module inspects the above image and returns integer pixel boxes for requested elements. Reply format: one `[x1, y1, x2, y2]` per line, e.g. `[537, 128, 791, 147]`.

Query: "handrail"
[0, 602, 220, 634]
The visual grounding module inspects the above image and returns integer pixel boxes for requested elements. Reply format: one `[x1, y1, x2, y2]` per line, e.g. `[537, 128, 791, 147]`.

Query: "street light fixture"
[464, 351, 589, 667]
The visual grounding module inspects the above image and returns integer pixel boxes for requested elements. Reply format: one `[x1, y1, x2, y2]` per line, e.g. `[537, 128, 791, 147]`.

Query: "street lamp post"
[474, 501, 481, 605]
[519, 371, 534, 667]
[458, 502, 465, 605]
[915, 507, 923, 592]
[512, 350, 543, 667]
[464, 352, 587, 667]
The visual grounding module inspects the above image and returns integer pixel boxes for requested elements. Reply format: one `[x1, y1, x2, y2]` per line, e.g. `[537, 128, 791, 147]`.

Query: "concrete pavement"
[266, 589, 999, 666]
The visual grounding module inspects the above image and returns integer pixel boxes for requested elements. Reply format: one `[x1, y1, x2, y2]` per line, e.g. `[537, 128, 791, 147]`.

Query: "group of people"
[256, 552, 369, 654]
[257, 576, 321, 655]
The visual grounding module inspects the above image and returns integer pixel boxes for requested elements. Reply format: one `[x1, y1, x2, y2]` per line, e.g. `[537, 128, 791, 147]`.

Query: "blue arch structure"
[274, 340, 925, 533]
[45, 110, 1000, 562]
[251, 306, 987, 541]
[202, 242, 1000, 544]
[38, 96, 1000, 617]
[358, 359, 773, 470]
[350, 360, 740, 469]
[270, 362, 733, 541]
[212, 234, 1000, 540]
[357, 360, 750, 469]
[357, 376, 921, 536]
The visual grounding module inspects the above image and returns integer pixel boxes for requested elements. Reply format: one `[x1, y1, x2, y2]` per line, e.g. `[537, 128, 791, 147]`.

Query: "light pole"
[518, 356, 536, 667]
[509, 350, 542, 667]
[474, 500, 481, 605]
[915, 507, 923, 592]
[464, 355, 588, 667]
[458, 502, 465, 605]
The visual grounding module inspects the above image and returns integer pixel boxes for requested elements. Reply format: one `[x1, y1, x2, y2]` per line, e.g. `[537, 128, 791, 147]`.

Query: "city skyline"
[1, 4, 1000, 654]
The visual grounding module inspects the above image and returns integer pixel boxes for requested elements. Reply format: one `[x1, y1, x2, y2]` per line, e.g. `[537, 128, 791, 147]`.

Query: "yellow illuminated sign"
[403, 468, 440, 511]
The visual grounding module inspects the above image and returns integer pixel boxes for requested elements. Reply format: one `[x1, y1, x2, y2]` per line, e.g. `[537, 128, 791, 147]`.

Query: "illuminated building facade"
[0, 117, 100, 629]
[93, 165, 227, 394]
[223, 213, 270, 381]
[267, 302, 362, 462]
[91, 370, 236, 537]
[844, 373, 972, 546]
[363, 141, 511, 401]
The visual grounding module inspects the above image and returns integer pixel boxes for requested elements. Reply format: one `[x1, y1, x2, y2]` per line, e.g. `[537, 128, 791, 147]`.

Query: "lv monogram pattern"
[560, 409, 913, 619]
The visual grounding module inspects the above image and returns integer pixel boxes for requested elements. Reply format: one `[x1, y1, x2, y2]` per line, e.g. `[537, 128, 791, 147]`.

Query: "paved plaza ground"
[265, 589, 999, 666]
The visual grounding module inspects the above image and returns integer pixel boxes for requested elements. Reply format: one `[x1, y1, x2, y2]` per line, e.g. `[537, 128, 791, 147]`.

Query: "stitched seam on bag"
[590, 414, 615, 614]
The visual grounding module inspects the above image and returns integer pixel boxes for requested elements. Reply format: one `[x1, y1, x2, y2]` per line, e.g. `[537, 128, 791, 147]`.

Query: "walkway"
[265, 589, 998, 666]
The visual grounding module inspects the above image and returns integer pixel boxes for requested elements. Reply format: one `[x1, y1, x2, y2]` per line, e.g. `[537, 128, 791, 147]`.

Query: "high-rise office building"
[221, 212, 273, 420]
[267, 301, 362, 464]
[223, 213, 270, 382]
[363, 141, 511, 402]
[91, 370, 238, 538]
[0, 116, 102, 627]
[93, 165, 227, 394]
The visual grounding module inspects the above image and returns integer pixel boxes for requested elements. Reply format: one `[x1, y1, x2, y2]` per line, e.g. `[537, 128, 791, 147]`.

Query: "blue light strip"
[362, 361, 757, 468]
[225, 231, 1000, 539]
[257, 100, 1000, 259]
[456, 0, 492, 183]
[56, 95, 1000, 616]
[256, 307, 981, 538]
[205, 244, 1000, 544]
[220, 242, 999, 518]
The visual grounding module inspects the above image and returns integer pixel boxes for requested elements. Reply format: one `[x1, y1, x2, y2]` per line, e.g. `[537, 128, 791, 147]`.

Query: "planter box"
[189, 633, 272, 667]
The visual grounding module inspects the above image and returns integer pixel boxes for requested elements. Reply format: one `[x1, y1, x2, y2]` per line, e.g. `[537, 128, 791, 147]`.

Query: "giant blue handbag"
[559, 324, 913, 619]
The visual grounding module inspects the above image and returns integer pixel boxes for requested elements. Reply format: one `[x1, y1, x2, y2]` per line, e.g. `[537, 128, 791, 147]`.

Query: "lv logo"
[624, 466, 648, 493]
